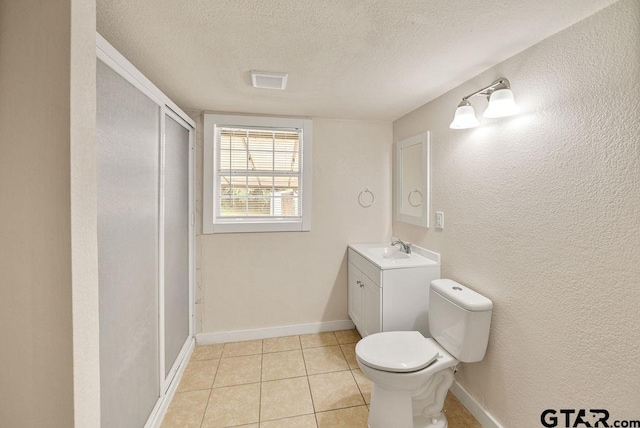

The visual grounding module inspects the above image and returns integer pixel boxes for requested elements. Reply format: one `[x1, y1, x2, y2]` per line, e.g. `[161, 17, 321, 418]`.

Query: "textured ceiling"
[97, 0, 617, 120]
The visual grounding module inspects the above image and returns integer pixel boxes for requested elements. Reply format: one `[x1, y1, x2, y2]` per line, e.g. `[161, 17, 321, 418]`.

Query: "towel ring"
[408, 188, 423, 207]
[358, 188, 375, 208]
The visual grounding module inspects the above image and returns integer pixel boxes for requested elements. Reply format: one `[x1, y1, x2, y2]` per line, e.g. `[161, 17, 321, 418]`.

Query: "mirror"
[396, 132, 430, 227]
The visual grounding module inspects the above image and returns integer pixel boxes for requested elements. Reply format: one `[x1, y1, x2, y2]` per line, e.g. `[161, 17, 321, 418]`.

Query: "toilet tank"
[428, 279, 493, 363]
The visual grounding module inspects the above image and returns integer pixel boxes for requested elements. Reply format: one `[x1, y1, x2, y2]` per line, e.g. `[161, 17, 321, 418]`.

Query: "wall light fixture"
[450, 78, 519, 129]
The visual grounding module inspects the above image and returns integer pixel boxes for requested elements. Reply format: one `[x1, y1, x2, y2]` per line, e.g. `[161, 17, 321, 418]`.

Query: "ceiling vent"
[251, 71, 288, 90]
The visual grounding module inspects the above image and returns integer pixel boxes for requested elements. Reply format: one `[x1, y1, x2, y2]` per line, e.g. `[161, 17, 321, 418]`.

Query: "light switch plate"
[435, 211, 444, 230]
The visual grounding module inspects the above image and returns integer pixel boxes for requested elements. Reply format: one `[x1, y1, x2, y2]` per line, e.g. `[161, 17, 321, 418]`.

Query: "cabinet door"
[363, 277, 382, 336]
[348, 263, 363, 330]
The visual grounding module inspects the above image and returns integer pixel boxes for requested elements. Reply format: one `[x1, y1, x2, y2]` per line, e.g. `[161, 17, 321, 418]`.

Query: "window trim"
[203, 113, 312, 234]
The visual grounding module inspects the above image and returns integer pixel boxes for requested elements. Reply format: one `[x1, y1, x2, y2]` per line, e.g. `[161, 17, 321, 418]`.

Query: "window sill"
[205, 220, 310, 234]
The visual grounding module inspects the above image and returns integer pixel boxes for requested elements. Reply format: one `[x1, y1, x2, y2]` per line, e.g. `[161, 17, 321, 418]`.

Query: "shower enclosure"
[96, 35, 195, 427]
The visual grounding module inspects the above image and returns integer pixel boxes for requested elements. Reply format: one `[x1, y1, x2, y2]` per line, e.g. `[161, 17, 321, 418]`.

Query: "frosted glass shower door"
[163, 113, 191, 379]
[97, 60, 161, 428]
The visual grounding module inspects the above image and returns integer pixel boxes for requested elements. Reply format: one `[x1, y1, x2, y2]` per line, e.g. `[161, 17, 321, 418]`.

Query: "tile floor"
[161, 329, 481, 428]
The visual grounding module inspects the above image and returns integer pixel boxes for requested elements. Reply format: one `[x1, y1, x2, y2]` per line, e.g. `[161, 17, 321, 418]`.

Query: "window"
[203, 114, 312, 233]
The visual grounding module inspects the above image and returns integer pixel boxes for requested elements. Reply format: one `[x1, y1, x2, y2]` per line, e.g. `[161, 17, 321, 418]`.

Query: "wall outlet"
[435, 211, 444, 230]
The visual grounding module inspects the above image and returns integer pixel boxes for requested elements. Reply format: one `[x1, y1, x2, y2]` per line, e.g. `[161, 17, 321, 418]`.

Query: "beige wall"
[0, 0, 99, 426]
[195, 117, 392, 333]
[393, 0, 639, 425]
[70, 0, 100, 426]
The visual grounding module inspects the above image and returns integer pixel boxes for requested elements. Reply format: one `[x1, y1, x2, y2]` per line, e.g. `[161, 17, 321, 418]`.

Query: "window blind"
[216, 126, 302, 219]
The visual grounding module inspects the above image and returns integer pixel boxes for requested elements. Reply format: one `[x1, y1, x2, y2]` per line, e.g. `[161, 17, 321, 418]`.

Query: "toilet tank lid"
[431, 279, 493, 312]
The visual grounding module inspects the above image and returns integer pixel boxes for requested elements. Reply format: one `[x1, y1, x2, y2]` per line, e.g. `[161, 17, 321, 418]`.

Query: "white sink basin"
[368, 247, 411, 260]
[348, 243, 440, 269]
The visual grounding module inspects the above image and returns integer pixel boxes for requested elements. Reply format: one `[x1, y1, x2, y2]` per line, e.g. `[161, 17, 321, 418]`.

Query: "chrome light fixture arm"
[461, 78, 511, 102]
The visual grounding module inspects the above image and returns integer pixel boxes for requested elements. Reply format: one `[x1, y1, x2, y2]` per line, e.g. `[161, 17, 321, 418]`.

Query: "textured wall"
[0, 1, 99, 425]
[392, 0, 640, 425]
[70, 0, 101, 426]
[195, 117, 392, 333]
[1, 0, 74, 426]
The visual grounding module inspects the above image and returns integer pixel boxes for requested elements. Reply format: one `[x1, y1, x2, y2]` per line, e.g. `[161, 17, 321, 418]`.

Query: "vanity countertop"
[348, 242, 440, 270]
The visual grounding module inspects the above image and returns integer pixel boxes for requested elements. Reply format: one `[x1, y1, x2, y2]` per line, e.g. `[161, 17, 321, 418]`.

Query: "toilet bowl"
[355, 279, 493, 428]
[356, 332, 457, 428]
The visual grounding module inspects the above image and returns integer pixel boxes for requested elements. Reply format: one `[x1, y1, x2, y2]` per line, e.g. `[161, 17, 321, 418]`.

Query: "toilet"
[355, 279, 493, 428]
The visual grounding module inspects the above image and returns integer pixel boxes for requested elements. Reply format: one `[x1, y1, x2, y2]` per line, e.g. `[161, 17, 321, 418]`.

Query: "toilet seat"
[356, 331, 440, 373]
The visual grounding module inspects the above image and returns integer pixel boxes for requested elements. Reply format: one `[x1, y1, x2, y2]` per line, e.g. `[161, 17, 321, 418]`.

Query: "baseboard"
[195, 319, 355, 344]
[450, 380, 503, 428]
[145, 337, 195, 428]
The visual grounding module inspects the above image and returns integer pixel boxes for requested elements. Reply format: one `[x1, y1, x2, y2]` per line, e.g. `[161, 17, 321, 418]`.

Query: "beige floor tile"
[339, 343, 358, 369]
[161, 390, 210, 428]
[308, 371, 364, 412]
[177, 359, 219, 392]
[213, 354, 262, 388]
[303, 346, 349, 375]
[191, 343, 225, 361]
[260, 414, 317, 428]
[334, 329, 361, 344]
[222, 339, 263, 358]
[262, 350, 307, 381]
[263, 335, 301, 353]
[163, 331, 481, 428]
[201, 383, 260, 427]
[444, 391, 482, 428]
[316, 405, 368, 428]
[300, 332, 337, 348]
[350, 369, 372, 404]
[260, 377, 314, 421]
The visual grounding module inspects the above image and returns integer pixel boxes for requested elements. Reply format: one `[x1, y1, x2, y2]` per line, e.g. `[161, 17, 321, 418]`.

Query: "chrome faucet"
[391, 239, 411, 254]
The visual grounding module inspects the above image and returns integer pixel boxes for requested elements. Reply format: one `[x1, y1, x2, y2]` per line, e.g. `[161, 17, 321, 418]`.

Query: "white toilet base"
[367, 385, 449, 428]
[368, 384, 414, 428]
[413, 413, 448, 428]
[363, 361, 457, 428]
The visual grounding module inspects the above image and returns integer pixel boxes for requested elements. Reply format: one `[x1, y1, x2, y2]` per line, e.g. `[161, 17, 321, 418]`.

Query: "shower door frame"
[96, 33, 196, 428]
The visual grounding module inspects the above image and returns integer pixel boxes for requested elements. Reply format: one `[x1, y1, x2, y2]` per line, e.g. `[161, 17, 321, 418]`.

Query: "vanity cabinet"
[348, 262, 382, 336]
[347, 245, 441, 338]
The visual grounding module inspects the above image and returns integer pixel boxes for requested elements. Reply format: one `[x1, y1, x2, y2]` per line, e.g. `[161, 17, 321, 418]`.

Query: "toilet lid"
[355, 331, 440, 373]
